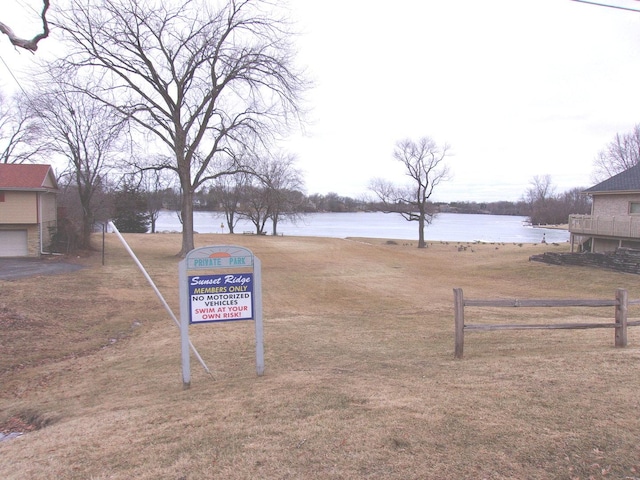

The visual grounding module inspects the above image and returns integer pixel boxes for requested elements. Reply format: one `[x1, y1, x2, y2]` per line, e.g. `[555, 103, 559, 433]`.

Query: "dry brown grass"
[1, 234, 640, 479]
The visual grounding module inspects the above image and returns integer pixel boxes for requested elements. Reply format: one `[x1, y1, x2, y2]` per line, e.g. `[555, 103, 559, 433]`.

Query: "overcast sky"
[3, 0, 640, 202]
[286, 0, 640, 201]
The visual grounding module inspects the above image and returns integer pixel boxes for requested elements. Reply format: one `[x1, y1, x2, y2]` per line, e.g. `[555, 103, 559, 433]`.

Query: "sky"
[285, 0, 640, 201]
[3, 0, 640, 202]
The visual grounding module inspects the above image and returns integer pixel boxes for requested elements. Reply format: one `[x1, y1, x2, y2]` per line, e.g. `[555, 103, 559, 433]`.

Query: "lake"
[155, 211, 570, 244]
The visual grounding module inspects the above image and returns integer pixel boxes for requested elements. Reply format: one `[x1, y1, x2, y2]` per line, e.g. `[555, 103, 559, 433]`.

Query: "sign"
[186, 247, 253, 269]
[189, 273, 253, 322]
[178, 245, 264, 387]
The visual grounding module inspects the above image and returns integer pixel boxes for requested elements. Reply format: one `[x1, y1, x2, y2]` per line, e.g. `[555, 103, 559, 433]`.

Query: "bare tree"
[139, 168, 175, 233]
[229, 150, 304, 235]
[214, 172, 250, 234]
[238, 181, 270, 235]
[524, 176, 590, 225]
[32, 82, 126, 249]
[369, 137, 451, 248]
[0, 92, 45, 163]
[258, 151, 304, 235]
[561, 186, 591, 215]
[524, 174, 555, 206]
[593, 124, 640, 181]
[54, 0, 306, 256]
[0, 0, 50, 51]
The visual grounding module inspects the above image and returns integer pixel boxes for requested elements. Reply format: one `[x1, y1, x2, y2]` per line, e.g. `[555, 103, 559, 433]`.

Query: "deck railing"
[569, 214, 640, 239]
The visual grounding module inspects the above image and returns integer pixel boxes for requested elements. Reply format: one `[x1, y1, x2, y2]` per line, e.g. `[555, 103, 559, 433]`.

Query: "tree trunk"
[180, 187, 195, 257]
[81, 212, 93, 250]
[227, 213, 235, 234]
[418, 210, 426, 248]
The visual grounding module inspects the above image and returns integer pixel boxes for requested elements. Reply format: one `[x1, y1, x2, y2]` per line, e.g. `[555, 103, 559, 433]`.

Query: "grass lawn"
[1, 233, 639, 479]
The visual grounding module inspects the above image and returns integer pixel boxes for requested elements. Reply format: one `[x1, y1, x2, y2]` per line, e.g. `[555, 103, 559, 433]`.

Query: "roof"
[584, 163, 640, 194]
[0, 164, 58, 191]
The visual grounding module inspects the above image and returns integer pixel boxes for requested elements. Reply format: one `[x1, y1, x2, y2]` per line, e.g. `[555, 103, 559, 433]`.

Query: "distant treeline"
[437, 201, 530, 216]
[145, 187, 587, 226]
[183, 190, 533, 216]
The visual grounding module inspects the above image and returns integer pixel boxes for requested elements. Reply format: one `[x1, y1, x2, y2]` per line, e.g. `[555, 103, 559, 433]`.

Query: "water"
[155, 211, 569, 244]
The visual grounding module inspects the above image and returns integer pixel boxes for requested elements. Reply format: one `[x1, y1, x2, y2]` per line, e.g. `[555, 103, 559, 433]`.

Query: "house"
[568, 163, 640, 253]
[0, 164, 59, 257]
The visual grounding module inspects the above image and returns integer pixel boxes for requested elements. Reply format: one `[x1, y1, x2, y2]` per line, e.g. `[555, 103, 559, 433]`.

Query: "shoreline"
[531, 223, 568, 231]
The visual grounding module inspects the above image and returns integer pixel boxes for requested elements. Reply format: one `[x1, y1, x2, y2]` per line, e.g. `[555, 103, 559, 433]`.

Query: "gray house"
[569, 163, 640, 253]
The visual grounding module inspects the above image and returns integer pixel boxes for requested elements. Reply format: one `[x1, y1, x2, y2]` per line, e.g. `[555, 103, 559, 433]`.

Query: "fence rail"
[453, 288, 640, 358]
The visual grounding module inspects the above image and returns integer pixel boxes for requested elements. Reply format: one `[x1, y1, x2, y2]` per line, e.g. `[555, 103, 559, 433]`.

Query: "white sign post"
[179, 245, 264, 388]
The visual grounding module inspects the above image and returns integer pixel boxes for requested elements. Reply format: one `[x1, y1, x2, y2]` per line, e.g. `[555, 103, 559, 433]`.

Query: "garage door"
[0, 230, 28, 257]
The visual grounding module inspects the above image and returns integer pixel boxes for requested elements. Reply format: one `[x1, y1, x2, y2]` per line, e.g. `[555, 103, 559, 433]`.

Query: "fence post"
[615, 288, 628, 348]
[454, 288, 465, 359]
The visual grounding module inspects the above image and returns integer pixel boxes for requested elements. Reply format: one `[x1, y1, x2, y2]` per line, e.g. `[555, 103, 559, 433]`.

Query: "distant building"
[569, 163, 640, 253]
[0, 164, 59, 257]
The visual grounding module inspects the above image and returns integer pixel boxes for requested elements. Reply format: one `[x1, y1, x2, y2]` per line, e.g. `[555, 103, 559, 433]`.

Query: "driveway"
[0, 257, 84, 280]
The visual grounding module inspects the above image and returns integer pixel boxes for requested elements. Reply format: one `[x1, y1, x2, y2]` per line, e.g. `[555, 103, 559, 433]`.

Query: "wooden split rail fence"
[453, 288, 640, 359]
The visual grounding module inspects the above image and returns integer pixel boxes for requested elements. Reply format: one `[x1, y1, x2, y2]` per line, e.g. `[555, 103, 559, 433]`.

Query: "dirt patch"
[0, 410, 54, 442]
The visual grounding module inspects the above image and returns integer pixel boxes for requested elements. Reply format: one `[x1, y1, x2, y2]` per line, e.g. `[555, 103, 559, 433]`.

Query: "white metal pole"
[254, 256, 265, 376]
[178, 260, 191, 388]
[107, 221, 210, 375]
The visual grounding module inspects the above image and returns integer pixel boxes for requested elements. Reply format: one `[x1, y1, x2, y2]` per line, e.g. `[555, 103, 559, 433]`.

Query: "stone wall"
[530, 248, 640, 275]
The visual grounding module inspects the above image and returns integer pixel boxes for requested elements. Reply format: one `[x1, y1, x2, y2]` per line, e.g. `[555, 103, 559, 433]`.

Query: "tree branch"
[0, 0, 50, 52]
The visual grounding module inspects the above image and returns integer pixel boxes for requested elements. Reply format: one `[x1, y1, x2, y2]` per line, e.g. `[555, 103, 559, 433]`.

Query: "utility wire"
[0, 53, 30, 96]
[570, 0, 640, 12]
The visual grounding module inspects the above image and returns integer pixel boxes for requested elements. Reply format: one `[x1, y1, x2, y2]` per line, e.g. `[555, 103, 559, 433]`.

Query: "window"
[630, 202, 640, 214]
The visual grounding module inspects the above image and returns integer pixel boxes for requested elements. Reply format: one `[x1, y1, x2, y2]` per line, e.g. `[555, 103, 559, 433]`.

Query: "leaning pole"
[107, 222, 211, 377]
